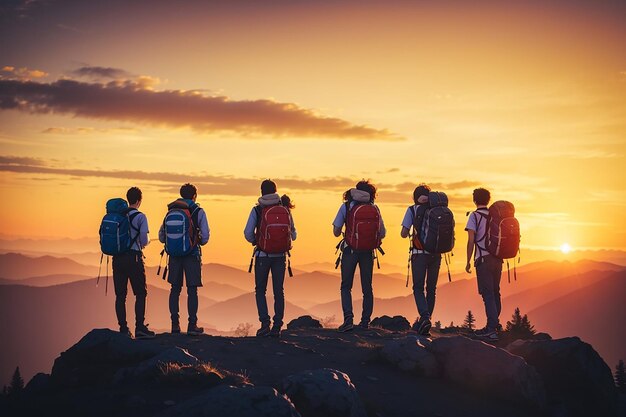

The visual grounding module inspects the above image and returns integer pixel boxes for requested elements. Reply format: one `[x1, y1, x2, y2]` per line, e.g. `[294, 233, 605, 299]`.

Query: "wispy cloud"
[0, 77, 400, 140]
[0, 155, 46, 166]
[1, 65, 48, 81]
[42, 126, 138, 134]
[70, 66, 132, 81]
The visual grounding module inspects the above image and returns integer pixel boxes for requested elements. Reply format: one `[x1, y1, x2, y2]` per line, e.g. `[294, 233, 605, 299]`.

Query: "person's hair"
[342, 188, 353, 203]
[281, 194, 295, 209]
[261, 179, 277, 196]
[473, 188, 491, 205]
[180, 183, 197, 200]
[126, 187, 142, 205]
[413, 183, 431, 204]
[356, 180, 377, 202]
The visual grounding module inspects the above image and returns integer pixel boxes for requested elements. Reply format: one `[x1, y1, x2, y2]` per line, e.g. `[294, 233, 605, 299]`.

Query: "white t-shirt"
[465, 207, 489, 260]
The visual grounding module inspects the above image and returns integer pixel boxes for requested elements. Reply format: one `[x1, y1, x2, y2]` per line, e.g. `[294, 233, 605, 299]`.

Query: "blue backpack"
[99, 198, 140, 256]
[163, 199, 200, 256]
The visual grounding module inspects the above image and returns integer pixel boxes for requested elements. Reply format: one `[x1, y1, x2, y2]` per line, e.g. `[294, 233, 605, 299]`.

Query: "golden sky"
[0, 0, 625, 267]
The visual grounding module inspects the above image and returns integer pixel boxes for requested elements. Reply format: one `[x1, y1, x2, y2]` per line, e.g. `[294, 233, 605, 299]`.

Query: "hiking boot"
[120, 327, 133, 338]
[418, 318, 432, 336]
[187, 324, 204, 336]
[269, 324, 282, 338]
[356, 321, 369, 330]
[135, 324, 156, 339]
[338, 320, 354, 333]
[475, 327, 499, 341]
[171, 322, 181, 334]
[256, 323, 271, 337]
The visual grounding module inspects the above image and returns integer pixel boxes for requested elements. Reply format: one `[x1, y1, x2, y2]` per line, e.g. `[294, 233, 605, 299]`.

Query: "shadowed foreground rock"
[380, 336, 439, 377]
[426, 336, 547, 409]
[281, 368, 366, 417]
[287, 315, 323, 330]
[157, 385, 301, 417]
[370, 315, 411, 332]
[507, 337, 618, 417]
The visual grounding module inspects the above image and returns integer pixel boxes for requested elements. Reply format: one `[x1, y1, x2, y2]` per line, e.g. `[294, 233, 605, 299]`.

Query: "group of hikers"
[99, 179, 520, 342]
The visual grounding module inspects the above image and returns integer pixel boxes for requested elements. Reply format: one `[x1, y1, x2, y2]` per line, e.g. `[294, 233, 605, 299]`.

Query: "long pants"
[168, 254, 202, 325]
[112, 251, 147, 330]
[340, 247, 374, 325]
[411, 253, 441, 320]
[475, 254, 503, 329]
[254, 255, 286, 327]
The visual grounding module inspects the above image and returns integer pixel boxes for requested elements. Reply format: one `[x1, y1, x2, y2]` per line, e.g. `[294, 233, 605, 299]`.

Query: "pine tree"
[8, 367, 24, 395]
[505, 307, 536, 339]
[615, 360, 626, 393]
[434, 321, 442, 330]
[449, 321, 454, 328]
[463, 310, 476, 330]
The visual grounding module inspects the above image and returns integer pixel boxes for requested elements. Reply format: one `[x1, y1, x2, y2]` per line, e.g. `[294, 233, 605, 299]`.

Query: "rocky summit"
[1, 316, 622, 417]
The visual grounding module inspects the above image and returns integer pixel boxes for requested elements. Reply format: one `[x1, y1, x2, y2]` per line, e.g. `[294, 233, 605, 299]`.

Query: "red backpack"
[255, 205, 292, 254]
[344, 203, 381, 251]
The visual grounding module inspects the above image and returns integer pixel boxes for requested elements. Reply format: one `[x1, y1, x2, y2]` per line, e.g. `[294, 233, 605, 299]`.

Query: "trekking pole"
[162, 254, 169, 282]
[445, 253, 452, 282]
[507, 259, 511, 284]
[105, 255, 109, 296]
[287, 250, 294, 278]
[406, 234, 412, 287]
[248, 247, 256, 273]
[157, 249, 165, 276]
[374, 250, 380, 270]
[96, 253, 104, 287]
[334, 239, 344, 270]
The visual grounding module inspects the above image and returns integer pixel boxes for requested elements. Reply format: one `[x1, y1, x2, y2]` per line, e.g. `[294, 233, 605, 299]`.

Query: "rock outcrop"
[507, 337, 618, 417]
[281, 368, 366, 417]
[380, 336, 439, 377]
[287, 315, 323, 330]
[370, 315, 411, 331]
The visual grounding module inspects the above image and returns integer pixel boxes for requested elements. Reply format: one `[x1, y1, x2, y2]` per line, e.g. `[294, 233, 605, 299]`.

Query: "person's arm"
[332, 205, 346, 237]
[244, 208, 258, 244]
[290, 214, 297, 241]
[379, 214, 386, 240]
[400, 207, 412, 238]
[139, 214, 149, 247]
[400, 226, 410, 239]
[198, 209, 210, 245]
[466, 230, 475, 273]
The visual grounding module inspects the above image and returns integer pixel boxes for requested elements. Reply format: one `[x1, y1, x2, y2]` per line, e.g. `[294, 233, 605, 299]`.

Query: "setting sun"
[560, 243, 572, 254]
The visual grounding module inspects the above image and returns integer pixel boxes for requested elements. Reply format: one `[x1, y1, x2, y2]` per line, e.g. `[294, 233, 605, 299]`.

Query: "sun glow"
[560, 243, 572, 254]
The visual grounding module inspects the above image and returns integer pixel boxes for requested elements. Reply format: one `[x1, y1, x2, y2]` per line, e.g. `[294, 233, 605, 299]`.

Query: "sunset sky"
[0, 0, 624, 268]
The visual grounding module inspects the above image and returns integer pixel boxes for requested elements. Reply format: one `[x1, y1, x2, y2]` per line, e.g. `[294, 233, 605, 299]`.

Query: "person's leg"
[411, 254, 429, 319]
[270, 256, 286, 328]
[254, 256, 272, 327]
[183, 255, 203, 331]
[425, 254, 442, 318]
[358, 250, 374, 326]
[340, 248, 358, 325]
[128, 253, 147, 329]
[491, 257, 503, 325]
[167, 256, 184, 329]
[112, 254, 129, 331]
[476, 256, 498, 330]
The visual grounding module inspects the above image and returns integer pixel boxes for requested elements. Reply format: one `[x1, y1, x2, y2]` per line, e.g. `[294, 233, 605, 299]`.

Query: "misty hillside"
[0, 253, 98, 279]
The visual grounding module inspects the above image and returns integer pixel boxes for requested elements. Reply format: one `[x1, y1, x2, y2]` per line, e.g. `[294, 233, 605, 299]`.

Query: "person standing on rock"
[333, 180, 386, 332]
[112, 187, 155, 339]
[400, 183, 441, 336]
[465, 187, 502, 341]
[159, 183, 210, 336]
[244, 179, 297, 338]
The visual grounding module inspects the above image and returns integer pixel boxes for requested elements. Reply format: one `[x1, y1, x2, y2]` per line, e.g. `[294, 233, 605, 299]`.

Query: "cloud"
[71, 66, 132, 81]
[1, 66, 48, 81]
[42, 126, 138, 134]
[0, 155, 46, 166]
[0, 78, 400, 140]
[393, 180, 482, 193]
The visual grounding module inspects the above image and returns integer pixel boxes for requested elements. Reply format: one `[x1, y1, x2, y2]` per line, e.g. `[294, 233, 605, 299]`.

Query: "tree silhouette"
[434, 320, 442, 330]
[8, 367, 23, 395]
[505, 307, 536, 339]
[615, 359, 626, 393]
[463, 310, 475, 330]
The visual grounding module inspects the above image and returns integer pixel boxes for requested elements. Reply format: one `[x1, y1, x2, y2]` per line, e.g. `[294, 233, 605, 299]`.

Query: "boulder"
[281, 368, 366, 417]
[426, 336, 546, 409]
[51, 328, 163, 386]
[380, 336, 439, 377]
[370, 315, 410, 332]
[114, 347, 200, 382]
[507, 337, 618, 417]
[157, 385, 301, 417]
[24, 373, 51, 395]
[287, 315, 323, 330]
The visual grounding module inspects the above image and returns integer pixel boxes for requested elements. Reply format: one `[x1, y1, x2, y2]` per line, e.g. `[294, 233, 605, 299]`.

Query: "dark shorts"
[167, 254, 202, 288]
[112, 251, 147, 297]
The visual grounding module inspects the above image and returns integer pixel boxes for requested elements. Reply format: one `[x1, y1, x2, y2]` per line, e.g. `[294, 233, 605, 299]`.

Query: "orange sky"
[0, 0, 625, 268]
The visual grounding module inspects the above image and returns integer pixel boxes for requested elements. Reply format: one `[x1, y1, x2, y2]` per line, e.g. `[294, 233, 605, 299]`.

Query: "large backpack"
[419, 191, 455, 253]
[255, 204, 292, 254]
[344, 202, 382, 251]
[99, 198, 140, 256]
[163, 200, 200, 256]
[484, 200, 520, 259]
